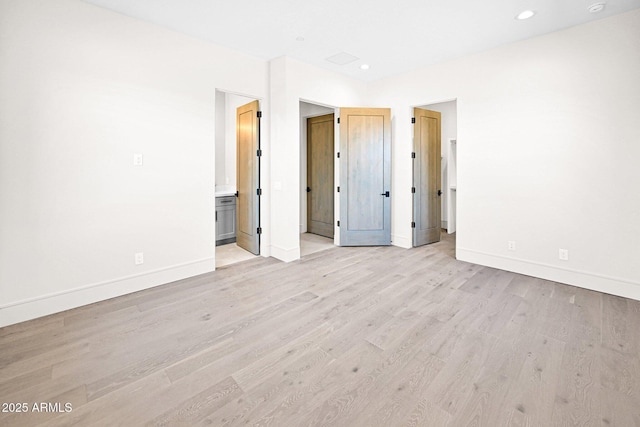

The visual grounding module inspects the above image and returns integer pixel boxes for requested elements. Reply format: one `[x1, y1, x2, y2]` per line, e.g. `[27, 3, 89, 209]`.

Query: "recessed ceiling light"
[515, 10, 535, 20]
[588, 3, 606, 13]
[360, 64, 370, 70]
[295, 36, 305, 42]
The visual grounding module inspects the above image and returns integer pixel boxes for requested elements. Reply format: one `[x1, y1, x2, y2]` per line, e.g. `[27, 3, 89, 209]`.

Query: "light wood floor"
[1, 233, 639, 426]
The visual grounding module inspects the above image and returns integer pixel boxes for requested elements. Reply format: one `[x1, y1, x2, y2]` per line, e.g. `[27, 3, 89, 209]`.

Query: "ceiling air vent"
[325, 52, 359, 66]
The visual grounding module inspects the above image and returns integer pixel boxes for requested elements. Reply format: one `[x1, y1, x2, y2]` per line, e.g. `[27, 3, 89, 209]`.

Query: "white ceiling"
[82, 0, 640, 81]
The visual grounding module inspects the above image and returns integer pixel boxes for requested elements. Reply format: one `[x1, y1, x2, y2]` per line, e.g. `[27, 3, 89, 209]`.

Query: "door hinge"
[411, 152, 416, 159]
[337, 220, 340, 227]
[257, 188, 262, 196]
[337, 152, 340, 158]
[256, 149, 262, 157]
[411, 221, 416, 228]
[337, 117, 340, 124]
[337, 186, 340, 192]
[257, 227, 262, 234]
[411, 187, 416, 193]
[257, 111, 262, 118]
[411, 117, 416, 124]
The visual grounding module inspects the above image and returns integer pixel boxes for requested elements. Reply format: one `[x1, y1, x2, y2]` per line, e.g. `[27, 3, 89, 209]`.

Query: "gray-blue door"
[339, 108, 391, 246]
[236, 100, 260, 255]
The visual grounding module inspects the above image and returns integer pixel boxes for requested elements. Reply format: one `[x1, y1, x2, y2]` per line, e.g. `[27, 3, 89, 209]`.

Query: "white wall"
[370, 9, 640, 299]
[269, 57, 367, 261]
[215, 90, 226, 186]
[0, 0, 269, 327]
[299, 101, 335, 233]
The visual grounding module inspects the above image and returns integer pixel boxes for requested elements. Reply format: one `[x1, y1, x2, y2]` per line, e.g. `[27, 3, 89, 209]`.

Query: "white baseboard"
[0, 257, 215, 328]
[441, 220, 448, 229]
[260, 245, 271, 258]
[457, 247, 640, 301]
[392, 234, 412, 249]
[270, 245, 300, 263]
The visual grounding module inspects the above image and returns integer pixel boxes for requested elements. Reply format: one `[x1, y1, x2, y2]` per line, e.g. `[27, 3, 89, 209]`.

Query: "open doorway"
[299, 100, 337, 256]
[215, 90, 262, 268]
[415, 99, 457, 241]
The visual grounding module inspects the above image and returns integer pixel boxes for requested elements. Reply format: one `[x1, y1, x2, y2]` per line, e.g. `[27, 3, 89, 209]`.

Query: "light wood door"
[236, 100, 260, 255]
[413, 107, 441, 246]
[307, 114, 335, 238]
[339, 108, 391, 246]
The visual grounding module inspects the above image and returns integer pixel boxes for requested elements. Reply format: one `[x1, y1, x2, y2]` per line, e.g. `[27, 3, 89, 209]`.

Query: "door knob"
[437, 190, 442, 196]
[380, 191, 390, 197]
[235, 191, 239, 197]
[306, 187, 311, 192]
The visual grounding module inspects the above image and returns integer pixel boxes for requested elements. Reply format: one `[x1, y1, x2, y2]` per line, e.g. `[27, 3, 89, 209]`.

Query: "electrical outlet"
[133, 153, 144, 166]
[135, 252, 144, 265]
[559, 249, 569, 261]
[508, 241, 516, 251]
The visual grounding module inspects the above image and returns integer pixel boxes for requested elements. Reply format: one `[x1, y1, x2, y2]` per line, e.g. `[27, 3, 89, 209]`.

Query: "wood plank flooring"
[1, 233, 639, 426]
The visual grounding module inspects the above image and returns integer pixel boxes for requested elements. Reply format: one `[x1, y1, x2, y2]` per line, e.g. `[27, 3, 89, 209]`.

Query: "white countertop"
[215, 185, 236, 197]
